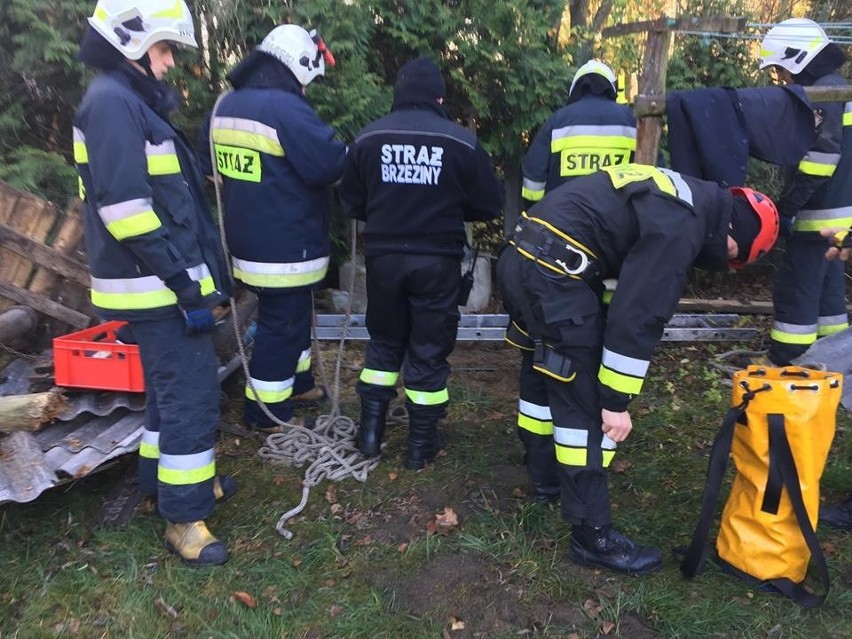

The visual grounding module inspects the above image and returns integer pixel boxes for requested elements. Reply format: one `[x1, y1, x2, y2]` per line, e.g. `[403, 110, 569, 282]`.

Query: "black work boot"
[819, 496, 852, 531]
[357, 398, 389, 457]
[530, 481, 561, 504]
[405, 417, 444, 470]
[569, 524, 662, 575]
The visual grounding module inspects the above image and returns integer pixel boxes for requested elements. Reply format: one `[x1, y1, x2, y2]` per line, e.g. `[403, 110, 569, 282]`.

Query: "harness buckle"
[554, 243, 589, 276]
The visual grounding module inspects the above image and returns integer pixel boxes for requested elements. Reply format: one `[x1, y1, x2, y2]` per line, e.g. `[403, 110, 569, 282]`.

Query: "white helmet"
[88, 0, 197, 61]
[759, 18, 831, 75]
[569, 59, 617, 97]
[258, 25, 326, 87]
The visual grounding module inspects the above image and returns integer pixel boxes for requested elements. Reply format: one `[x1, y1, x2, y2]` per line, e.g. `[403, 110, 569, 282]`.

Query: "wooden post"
[0, 391, 69, 433]
[636, 20, 672, 164]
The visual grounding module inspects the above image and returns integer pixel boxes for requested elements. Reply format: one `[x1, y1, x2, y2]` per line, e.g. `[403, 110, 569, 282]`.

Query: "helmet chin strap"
[137, 52, 157, 80]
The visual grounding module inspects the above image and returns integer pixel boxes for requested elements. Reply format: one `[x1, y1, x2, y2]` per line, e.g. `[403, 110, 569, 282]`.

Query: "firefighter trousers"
[358, 253, 461, 422]
[769, 235, 848, 364]
[497, 246, 615, 526]
[130, 315, 219, 523]
[245, 289, 315, 427]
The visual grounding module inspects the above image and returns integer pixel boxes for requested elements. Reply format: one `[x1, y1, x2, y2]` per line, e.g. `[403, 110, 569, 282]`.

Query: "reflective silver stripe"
[159, 449, 215, 470]
[142, 430, 160, 446]
[73, 127, 85, 144]
[518, 399, 551, 420]
[522, 177, 546, 192]
[602, 435, 617, 450]
[554, 426, 587, 447]
[90, 264, 211, 294]
[797, 206, 852, 221]
[211, 116, 283, 153]
[145, 139, 176, 157]
[98, 198, 154, 223]
[601, 347, 649, 377]
[802, 150, 841, 167]
[658, 168, 694, 206]
[818, 313, 848, 326]
[772, 320, 818, 334]
[298, 348, 311, 361]
[232, 256, 329, 276]
[603, 278, 617, 292]
[551, 124, 637, 140]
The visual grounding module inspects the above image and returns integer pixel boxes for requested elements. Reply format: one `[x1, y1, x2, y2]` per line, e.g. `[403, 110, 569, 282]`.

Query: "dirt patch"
[371, 552, 587, 637]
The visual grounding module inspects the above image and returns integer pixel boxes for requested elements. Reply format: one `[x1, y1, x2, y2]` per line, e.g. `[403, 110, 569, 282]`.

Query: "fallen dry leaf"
[328, 604, 344, 617]
[272, 475, 286, 486]
[610, 459, 632, 473]
[583, 598, 602, 617]
[388, 471, 398, 481]
[155, 596, 179, 618]
[450, 616, 466, 630]
[325, 487, 338, 503]
[397, 542, 409, 553]
[511, 487, 525, 498]
[231, 591, 257, 609]
[600, 620, 616, 634]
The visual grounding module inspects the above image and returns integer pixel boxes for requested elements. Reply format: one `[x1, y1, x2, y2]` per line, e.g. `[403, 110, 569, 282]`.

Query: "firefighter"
[758, 18, 851, 365]
[496, 165, 779, 574]
[517, 59, 636, 503]
[339, 58, 504, 468]
[75, 0, 233, 566]
[208, 25, 346, 432]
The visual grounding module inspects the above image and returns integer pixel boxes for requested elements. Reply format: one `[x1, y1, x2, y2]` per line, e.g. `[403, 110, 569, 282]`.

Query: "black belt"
[511, 218, 601, 285]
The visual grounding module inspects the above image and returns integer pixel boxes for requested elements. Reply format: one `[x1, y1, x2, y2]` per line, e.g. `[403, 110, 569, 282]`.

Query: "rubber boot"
[357, 398, 389, 457]
[164, 521, 229, 567]
[569, 524, 662, 575]
[530, 481, 561, 504]
[405, 417, 444, 470]
[213, 475, 238, 502]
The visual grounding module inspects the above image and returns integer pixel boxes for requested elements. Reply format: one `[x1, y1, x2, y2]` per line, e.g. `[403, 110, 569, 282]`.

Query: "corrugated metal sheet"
[0, 355, 240, 504]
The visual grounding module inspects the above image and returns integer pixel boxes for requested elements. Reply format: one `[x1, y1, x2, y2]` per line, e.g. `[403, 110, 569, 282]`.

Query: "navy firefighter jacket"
[73, 68, 230, 322]
[209, 74, 346, 291]
[521, 94, 636, 204]
[339, 105, 504, 257]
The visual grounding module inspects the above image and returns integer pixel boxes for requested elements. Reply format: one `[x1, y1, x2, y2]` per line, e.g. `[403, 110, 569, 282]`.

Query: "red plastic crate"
[53, 321, 145, 393]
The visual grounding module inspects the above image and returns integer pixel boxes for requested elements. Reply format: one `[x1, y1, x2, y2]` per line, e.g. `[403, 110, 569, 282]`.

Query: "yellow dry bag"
[681, 365, 842, 607]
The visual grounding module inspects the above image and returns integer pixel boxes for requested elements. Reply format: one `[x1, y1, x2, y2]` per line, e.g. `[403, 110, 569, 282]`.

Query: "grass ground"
[1, 340, 851, 639]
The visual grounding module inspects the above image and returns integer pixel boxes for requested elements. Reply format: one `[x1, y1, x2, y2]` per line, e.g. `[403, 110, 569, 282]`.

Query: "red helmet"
[728, 187, 779, 269]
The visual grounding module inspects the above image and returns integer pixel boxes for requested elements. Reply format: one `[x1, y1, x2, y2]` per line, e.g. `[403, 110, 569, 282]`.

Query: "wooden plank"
[0, 280, 90, 328]
[635, 84, 852, 117]
[603, 15, 746, 38]
[602, 17, 671, 37]
[0, 222, 89, 287]
[29, 199, 88, 293]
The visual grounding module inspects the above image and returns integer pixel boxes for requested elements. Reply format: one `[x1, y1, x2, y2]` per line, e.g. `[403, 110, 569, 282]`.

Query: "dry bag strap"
[679, 402, 742, 578]
[764, 414, 829, 608]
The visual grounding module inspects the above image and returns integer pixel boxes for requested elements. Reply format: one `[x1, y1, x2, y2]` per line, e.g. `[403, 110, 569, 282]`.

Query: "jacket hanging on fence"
[667, 86, 815, 186]
[681, 365, 842, 608]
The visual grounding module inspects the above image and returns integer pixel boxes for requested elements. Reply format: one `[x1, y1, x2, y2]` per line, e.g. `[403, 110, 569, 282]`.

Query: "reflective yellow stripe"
[844, 111, 852, 126]
[505, 335, 534, 351]
[158, 461, 216, 486]
[74, 141, 88, 164]
[94, 6, 107, 20]
[405, 387, 449, 405]
[603, 165, 676, 197]
[602, 290, 613, 305]
[91, 273, 214, 310]
[598, 365, 643, 395]
[770, 328, 816, 345]
[139, 441, 159, 459]
[107, 210, 162, 240]
[245, 384, 293, 403]
[152, 0, 184, 18]
[232, 256, 328, 289]
[78, 176, 86, 200]
[551, 135, 636, 153]
[147, 154, 181, 176]
[296, 349, 311, 374]
[555, 445, 615, 467]
[818, 323, 847, 337]
[518, 413, 553, 435]
[798, 159, 836, 177]
[212, 129, 284, 157]
[793, 216, 852, 232]
[360, 369, 399, 386]
[522, 186, 545, 201]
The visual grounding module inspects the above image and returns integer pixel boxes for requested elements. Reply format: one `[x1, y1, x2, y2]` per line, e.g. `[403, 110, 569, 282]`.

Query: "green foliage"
[0, 0, 90, 206]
